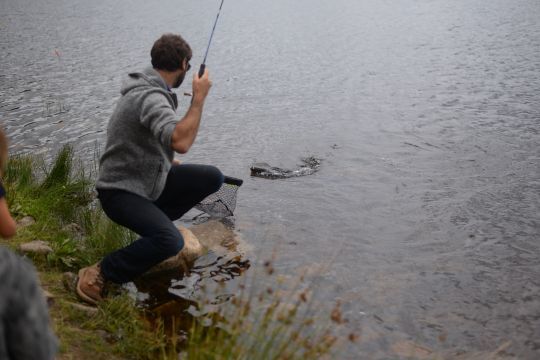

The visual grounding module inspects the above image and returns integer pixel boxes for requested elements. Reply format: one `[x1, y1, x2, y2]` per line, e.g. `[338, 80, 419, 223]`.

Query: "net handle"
[224, 175, 243, 186]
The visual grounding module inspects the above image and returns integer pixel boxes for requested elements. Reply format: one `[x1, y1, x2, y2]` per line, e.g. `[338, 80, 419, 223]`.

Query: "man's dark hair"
[151, 34, 192, 72]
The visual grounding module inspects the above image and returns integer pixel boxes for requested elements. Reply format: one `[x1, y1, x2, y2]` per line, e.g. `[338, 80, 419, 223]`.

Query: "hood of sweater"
[121, 67, 178, 108]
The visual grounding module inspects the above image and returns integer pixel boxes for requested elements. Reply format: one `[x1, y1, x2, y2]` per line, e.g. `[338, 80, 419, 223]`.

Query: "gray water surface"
[1, 0, 539, 358]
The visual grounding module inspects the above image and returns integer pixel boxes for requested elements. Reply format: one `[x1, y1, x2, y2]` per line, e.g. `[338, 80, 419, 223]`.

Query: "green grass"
[182, 260, 348, 360]
[84, 295, 173, 359]
[1, 145, 352, 359]
[6, 146, 92, 224]
[4, 145, 134, 269]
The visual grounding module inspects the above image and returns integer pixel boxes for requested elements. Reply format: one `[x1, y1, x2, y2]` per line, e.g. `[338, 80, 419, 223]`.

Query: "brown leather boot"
[76, 263, 105, 305]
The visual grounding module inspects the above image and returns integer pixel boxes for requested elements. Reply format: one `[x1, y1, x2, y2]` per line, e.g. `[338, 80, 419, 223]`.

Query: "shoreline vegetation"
[1, 145, 353, 359]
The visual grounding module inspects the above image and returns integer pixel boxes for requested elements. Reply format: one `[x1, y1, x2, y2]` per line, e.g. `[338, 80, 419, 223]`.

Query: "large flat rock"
[145, 226, 203, 275]
[144, 220, 249, 276]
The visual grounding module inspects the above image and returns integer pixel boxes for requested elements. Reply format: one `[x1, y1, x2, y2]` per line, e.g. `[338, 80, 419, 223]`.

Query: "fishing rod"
[198, 0, 225, 78]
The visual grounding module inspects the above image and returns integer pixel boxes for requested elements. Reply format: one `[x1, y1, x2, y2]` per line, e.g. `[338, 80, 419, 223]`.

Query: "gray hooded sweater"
[96, 67, 179, 200]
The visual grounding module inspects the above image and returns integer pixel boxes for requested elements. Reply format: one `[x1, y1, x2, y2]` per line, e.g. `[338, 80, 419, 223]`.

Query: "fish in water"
[250, 156, 321, 179]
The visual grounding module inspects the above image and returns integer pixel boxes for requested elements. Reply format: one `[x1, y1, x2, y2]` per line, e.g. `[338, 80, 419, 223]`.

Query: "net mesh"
[194, 176, 242, 218]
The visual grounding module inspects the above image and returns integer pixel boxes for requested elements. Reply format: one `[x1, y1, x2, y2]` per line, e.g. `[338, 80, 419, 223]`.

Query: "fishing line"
[192, 0, 244, 218]
[198, 0, 225, 78]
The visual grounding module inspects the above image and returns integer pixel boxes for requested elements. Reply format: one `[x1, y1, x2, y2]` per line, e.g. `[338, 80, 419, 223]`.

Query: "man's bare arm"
[0, 198, 17, 238]
[171, 69, 212, 154]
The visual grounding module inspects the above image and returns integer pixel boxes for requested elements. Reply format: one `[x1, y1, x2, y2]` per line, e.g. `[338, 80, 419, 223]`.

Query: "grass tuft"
[181, 262, 348, 360]
[77, 207, 136, 266]
[84, 295, 172, 359]
[41, 145, 74, 189]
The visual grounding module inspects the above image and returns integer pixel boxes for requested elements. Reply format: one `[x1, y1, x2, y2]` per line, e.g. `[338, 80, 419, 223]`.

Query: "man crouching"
[76, 33, 224, 304]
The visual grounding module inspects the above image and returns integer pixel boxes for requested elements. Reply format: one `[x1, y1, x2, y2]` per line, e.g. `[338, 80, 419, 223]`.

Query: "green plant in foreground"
[4, 152, 34, 191]
[47, 237, 80, 268]
[84, 294, 174, 360]
[182, 260, 354, 360]
[5, 145, 93, 224]
[76, 206, 137, 266]
[40, 144, 74, 190]
[3, 145, 124, 269]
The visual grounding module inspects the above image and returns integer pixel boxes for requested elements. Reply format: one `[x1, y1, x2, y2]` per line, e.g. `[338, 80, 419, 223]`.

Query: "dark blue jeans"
[97, 164, 224, 284]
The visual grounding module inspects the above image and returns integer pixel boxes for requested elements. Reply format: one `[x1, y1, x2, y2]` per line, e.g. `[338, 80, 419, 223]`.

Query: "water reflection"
[132, 219, 251, 338]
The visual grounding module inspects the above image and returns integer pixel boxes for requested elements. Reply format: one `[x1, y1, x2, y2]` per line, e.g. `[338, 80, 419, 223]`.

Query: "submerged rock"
[391, 340, 433, 359]
[143, 220, 249, 277]
[190, 219, 239, 250]
[145, 226, 204, 275]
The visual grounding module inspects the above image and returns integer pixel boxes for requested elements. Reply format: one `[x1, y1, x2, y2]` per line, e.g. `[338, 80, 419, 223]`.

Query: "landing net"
[194, 176, 243, 218]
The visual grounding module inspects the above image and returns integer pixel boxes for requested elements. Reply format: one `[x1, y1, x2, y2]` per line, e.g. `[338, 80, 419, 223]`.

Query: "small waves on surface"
[2, 0, 540, 357]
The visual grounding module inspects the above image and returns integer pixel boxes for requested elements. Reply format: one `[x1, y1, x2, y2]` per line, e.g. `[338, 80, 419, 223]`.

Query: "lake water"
[1, 0, 539, 358]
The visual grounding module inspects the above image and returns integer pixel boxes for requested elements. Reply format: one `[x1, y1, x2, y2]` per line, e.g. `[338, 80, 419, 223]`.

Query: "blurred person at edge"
[0, 127, 58, 360]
